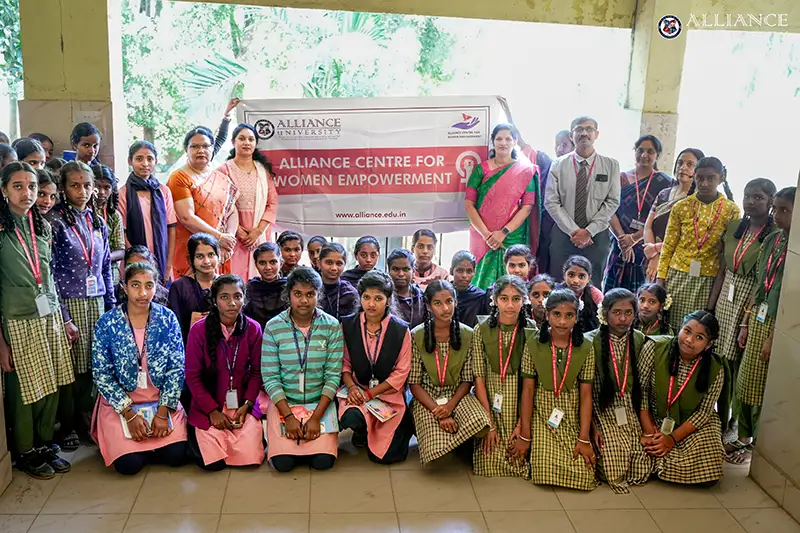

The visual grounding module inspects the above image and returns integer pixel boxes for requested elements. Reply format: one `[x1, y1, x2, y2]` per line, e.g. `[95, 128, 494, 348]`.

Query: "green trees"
[121, 2, 457, 164]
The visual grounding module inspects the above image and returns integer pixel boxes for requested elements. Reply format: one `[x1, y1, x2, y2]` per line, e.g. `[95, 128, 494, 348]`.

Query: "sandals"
[725, 447, 753, 465]
[60, 430, 81, 451]
[723, 438, 750, 455]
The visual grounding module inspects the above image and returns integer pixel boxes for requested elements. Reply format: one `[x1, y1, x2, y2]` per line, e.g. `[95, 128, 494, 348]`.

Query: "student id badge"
[630, 219, 645, 231]
[226, 389, 239, 410]
[298, 372, 305, 393]
[757, 302, 769, 323]
[35, 294, 50, 317]
[436, 397, 449, 406]
[727, 282, 735, 303]
[369, 378, 379, 389]
[689, 260, 702, 277]
[85, 275, 99, 297]
[137, 370, 148, 390]
[660, 416, 675, 435]
[614, 407, 628, 426]
[492, 393, 503, 414]
[548, 408, 565, 429]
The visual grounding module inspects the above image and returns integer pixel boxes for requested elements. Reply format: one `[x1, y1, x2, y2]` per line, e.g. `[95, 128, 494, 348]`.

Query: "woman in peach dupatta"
[465, 123, 539, 289]
[168, 126, 239, 278]
[216, 124, 278, 281]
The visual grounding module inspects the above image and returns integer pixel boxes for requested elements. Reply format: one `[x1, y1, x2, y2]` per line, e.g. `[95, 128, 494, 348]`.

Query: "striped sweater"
[261, 309, 344, 405]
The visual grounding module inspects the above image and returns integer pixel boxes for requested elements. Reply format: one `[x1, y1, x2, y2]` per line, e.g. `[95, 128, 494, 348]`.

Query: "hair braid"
[722, 179, 735, 202]
[31, 205, 48, 238]
[423, 307, 435, 354]
[487, 303, 500, 328]
[203, 301, 223, 391]
[537, 318, 551, 344]
[598, 325, 615, 411]
[0, 195, 14, 233]
[451, 305, 462, 351]
[628, 327, 643, 410]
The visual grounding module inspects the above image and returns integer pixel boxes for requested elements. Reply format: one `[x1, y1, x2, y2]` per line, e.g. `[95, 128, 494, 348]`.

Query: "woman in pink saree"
[464, 123, 540, 289]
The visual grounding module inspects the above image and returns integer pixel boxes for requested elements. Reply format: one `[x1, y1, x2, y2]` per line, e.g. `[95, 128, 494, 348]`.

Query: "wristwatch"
[501, 227, 510, 235]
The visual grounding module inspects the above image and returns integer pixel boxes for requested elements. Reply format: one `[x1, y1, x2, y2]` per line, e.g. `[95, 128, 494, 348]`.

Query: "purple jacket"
[185, 315, 263, 430]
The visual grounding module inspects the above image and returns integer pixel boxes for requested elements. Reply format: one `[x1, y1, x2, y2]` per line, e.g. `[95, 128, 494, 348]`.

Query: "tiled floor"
[1, 434, 798, 533]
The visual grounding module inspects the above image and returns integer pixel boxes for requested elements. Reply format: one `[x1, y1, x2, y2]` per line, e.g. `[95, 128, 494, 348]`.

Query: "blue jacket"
[92, 303, 185, 412]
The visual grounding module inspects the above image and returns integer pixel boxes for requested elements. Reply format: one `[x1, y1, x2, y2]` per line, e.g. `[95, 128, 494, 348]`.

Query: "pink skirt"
[338, 394, 406, 460]
[230, 210, 265, 281]
[195, 408, 265, 466]
[264, 400, 338, 461]
[92, 396, 188, 467]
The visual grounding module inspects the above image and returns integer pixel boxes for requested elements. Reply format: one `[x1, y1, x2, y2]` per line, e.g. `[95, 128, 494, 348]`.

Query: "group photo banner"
[239, 96, 498, 236]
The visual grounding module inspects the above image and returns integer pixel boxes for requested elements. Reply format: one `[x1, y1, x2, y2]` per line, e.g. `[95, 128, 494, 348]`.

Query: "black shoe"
[48, 442, 62, 454]
[17, 450, 55, 480]
[351, 431, 368, 448]
[37, 446, 71, 474]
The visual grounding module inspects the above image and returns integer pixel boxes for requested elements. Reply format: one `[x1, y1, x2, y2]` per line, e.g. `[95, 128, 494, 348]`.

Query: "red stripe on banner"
[264, 146, 488, 195]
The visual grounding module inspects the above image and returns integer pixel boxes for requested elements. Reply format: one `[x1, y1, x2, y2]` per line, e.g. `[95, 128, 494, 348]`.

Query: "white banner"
[239, 96, 498, 236]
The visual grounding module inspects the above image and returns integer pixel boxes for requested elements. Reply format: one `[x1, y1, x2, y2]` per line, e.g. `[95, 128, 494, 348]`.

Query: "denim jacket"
[92, 303, 185, 412]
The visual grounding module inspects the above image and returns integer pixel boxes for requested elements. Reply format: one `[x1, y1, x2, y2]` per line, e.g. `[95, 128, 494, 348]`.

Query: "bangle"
[518, 435, 532, 442]
[126, 413, 138, 423]
[364, 389, 373, 400]
[489, 427, 497, 433]
[669, 434, 678, 446]
[577, 438, 591, 445]
[744, 309, 752, 314]
[155, 413, 168, 421]
[739, 324, 749, 328]
[284, 413, 296, 421]
[643, 433, 655, 437]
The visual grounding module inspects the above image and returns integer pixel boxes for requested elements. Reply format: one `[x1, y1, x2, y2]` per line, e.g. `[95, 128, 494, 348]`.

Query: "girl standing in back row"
[118, 141, 178, 284]
[708, 178, 776, 441]
[729, 186, 796, 465]
[48, 161, 115, 450]
[0, 162, 74, 478]
[656, 157, 739, 331]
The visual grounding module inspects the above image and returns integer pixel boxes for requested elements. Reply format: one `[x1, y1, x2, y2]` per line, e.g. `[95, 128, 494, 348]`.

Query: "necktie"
[574, 160, 589, 228]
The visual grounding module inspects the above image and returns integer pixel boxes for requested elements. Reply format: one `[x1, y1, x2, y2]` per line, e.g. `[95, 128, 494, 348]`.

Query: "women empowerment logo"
[658, 15, 682, 39]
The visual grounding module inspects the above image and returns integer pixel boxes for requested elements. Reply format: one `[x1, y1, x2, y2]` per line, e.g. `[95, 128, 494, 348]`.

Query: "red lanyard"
[645, 320, 660, 335]
[551, 339, 573, 398]
[433, 345, 450, 388]
[692, 198, 725, 250]
[732, 225, 764, 272]
[497, 326, 518, 383]
[634, 170, 655, 218]
[70, 213, 95, 269]
[667, 357, 701, 409]
[764, 232, 786, 295]
[608, 336, 629, 397]
[14, 211, 42, 287]
[572, 154, 597, 183]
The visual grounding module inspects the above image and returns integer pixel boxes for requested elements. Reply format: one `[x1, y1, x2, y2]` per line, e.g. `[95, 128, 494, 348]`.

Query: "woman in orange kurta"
[216, 124, 278, 281]
[167, 126, 239, 279]
[339, 271, 413, 464]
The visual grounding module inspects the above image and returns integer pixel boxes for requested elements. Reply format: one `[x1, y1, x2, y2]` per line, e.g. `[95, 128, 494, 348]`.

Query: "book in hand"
[364, 398, 398, 422]
[278, 402, 339, 436]
[119, 402, 174, 439]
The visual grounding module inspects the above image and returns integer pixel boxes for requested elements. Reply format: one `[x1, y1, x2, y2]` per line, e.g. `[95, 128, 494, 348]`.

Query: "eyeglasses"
[572, 126, 597, 135]
[189, 144, 212, 151]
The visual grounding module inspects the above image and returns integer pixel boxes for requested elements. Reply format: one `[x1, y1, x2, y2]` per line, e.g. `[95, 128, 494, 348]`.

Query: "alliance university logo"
[658, 15, 682, 39]
[254, 119, 275, 141]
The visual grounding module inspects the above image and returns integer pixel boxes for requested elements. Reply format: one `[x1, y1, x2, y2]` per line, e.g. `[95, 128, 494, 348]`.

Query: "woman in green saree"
[465, 123, 540, 289]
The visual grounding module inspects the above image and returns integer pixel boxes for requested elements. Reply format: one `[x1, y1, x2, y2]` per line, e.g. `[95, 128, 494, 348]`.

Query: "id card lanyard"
[551, 339, 573, 398]
[70, 212, 95, 271]
[608, 336, 629, 397]
[497, 326, 518, 384]
[125, 306, 151, 379]
[666, 357, 702, 412]
[363, 318, 382, 388]
[15, 211, 42, 292]
[291, 313, 315, 401]
[693, 198, 724, 251]
[633, 170, 655, 221]
[224, 336, 242, 392]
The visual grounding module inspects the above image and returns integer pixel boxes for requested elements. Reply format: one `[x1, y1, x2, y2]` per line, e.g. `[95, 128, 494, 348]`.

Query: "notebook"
[119, 402, 174, 439]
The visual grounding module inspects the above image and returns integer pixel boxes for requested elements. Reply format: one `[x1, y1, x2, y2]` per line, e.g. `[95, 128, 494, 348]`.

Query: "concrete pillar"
[625, 0, 691, 172]
[17, 0, 127, 171]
